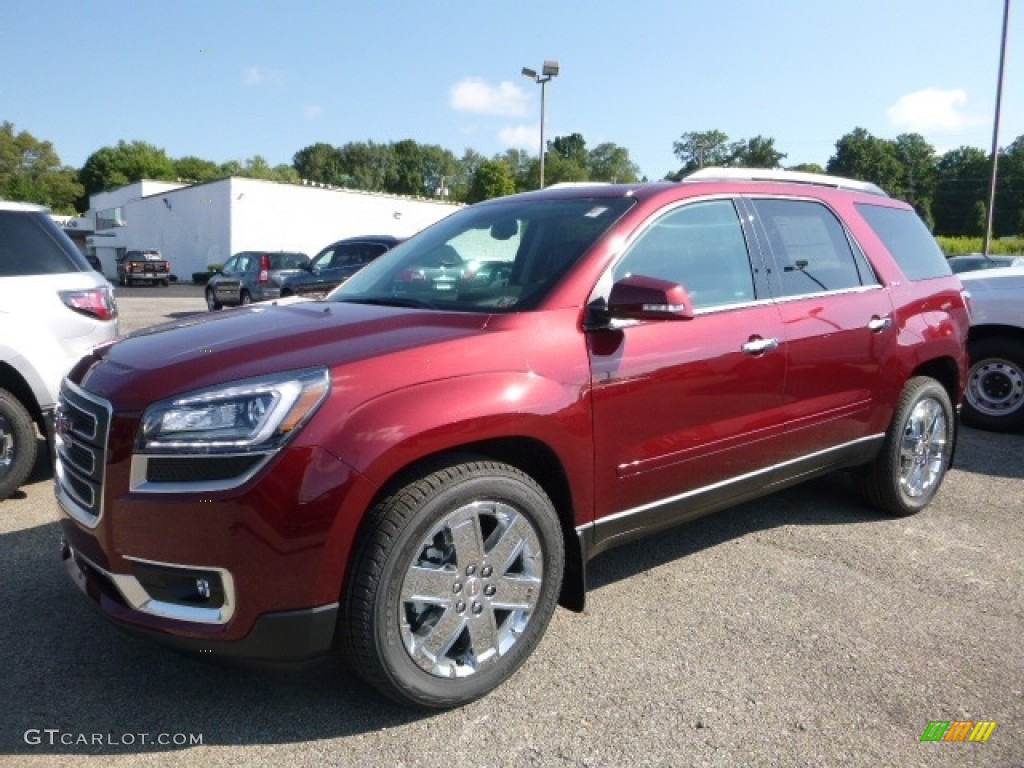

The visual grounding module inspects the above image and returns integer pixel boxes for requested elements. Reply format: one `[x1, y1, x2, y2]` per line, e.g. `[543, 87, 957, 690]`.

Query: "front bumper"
[62, 538, 338, 663]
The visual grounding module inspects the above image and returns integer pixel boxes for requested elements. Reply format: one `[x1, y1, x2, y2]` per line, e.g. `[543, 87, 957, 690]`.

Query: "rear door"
[587, 197, 789, 549]
[745, 196, 895, 456]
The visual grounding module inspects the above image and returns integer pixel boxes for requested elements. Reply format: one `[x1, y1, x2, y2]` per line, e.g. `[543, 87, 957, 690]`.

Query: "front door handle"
[741, 336, 780, 355]
[867, 315, 893, 332]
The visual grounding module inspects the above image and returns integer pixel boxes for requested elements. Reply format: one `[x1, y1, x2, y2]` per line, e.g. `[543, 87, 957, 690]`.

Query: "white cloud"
[242, 66, 284, 87]
[450, 78, 530, 117]
[887, 88, 973, 133]
[498, 124, 540, 149]
[303, 105, 323, 121]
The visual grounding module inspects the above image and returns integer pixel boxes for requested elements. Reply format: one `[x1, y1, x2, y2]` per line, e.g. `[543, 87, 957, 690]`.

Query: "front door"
[587, 198, 789, 551]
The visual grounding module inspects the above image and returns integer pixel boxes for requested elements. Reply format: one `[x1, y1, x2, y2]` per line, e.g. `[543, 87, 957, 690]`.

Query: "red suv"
[56, 170, 970, 708]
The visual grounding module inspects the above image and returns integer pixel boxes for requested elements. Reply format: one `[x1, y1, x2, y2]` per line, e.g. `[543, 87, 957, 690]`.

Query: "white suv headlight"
[138, 368, 329, 453]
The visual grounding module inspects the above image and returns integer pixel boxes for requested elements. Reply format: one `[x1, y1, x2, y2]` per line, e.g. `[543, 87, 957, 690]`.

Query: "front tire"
[0, 389, 37, 500]
[206, 289, 222, 311]
[856, 376, 954, 516]
[240, 290, 253, 306]
[963, 337, 1024, 432]
[342, 459, 564, 709]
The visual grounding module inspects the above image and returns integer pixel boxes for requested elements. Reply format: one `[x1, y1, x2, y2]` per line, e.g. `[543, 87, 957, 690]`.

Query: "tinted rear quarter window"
[0, 211, 88, 276]
[855, 203, 951, 281]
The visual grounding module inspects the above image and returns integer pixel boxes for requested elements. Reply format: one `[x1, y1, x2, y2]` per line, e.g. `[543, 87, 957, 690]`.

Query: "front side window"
[752, 198, 870, 297]
[611, 199, 756, 310]
[334, 197, 635, 312]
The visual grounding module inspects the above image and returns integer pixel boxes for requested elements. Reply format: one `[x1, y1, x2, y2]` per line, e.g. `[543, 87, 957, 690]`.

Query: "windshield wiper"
[339, 296, 441, 310]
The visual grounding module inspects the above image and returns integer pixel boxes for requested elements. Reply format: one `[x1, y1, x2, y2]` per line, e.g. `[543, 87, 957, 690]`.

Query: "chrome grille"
[55, 381, 111, 527]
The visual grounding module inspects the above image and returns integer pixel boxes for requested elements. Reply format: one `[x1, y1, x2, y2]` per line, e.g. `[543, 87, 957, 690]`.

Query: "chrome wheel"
[855, 376, 953, 516]
[342, 459, 563, 708]
[400, 500, 543, 678]
[897, 397, 948, 498]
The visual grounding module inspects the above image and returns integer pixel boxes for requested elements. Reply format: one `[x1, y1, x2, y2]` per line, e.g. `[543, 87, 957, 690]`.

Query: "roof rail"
[683, 167, 889, 197]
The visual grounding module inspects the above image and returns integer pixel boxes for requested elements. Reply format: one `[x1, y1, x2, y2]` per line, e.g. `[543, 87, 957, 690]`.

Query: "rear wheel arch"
[909, 356, 961, 409]
[0, 363, 44, 431]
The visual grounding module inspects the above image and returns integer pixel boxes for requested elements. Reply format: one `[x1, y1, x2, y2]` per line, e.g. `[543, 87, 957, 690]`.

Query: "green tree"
[670, 130, 731, 177]
[292, 142, 343, 185]
[79, 140, 176, 197]
[541, 152, 589, 186]
[497, 149, 533, 192]
[336, 141, 394, 191]
[0, 121, 83, 212]
[174, 155, 222, 183]
[587, 142, 640, 183]
[995, 134, 1024, 236]
[787, 162, 825, 174]
[933, 146, 989, 235]
[549, 133, 588, 166]
[826, 128, 903, 195]
[466, 160, 516, 203]
[894, 133, 938, 226]
[729, 135, 786, 168]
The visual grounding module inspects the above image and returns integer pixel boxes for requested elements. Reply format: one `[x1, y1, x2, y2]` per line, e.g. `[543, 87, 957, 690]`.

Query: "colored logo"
[920, 720, 997, 742]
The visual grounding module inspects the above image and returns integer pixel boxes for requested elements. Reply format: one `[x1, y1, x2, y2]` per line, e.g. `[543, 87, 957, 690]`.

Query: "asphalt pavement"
[1, 285, 1021, 767]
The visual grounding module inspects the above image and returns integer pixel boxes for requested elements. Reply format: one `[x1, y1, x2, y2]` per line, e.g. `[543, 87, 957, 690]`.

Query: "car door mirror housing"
[607, 275, 694, 321]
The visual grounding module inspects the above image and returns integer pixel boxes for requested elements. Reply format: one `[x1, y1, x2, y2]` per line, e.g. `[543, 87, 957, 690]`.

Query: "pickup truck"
[116, 249, 171, 287]
[959, 266, 1024, 432]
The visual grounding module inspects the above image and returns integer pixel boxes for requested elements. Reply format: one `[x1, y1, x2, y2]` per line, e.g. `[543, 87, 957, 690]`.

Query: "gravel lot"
[1, 284, 1021, 767]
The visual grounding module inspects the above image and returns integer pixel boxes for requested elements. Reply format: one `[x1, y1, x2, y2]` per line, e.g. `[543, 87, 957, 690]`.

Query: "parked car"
[56, 170, 969, 708]
[958, 266, 1024, 431]
[206, 250, 309, 309]
[0, 201, 118, 500]
[946, 253, 1024, 273]
[116, 249, 171, 287]
[279, 236, 403, 299]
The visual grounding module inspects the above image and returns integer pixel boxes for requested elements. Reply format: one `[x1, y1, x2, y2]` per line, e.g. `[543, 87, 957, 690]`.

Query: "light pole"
[522, 60, 559, 188]
[983, 0, 1011, 258]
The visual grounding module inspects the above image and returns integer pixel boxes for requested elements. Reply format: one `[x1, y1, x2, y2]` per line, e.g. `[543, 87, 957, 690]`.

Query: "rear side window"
[855, 203, 952, 281]
[751, 198, 873, 297]
[269, 253, 308, 269]
[0, 211, 88, 276]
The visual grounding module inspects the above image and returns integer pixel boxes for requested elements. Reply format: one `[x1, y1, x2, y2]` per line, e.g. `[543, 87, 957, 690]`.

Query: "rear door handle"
[741, 336, 779, 355]
[867, 315, 892, 332]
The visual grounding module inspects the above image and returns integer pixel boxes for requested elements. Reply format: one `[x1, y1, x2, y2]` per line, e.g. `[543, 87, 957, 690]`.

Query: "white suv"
[959, 266, 1024, 432]
[0, 202, 119, 499]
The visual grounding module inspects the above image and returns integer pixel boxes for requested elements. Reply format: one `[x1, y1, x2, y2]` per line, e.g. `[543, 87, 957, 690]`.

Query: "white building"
[77, 177, 460, 280]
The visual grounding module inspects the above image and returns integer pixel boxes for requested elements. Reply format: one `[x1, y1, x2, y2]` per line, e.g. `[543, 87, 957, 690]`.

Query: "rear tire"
[341, 458, 564, 708]
[240, 290, 253, 306]
[855, 376, 954, 516]
[963, 337, 1024, 432]
[0, 389, 37, 500]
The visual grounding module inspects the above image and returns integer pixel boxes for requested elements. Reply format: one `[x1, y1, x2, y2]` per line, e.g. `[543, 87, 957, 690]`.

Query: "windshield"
[330, 196, 634, 311]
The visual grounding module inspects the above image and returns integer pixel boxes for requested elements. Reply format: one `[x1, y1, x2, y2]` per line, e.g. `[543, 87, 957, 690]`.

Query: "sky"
[2, 0, 1021, 182]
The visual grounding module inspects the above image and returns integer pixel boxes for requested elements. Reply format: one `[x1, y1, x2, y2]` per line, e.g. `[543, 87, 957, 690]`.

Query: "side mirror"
[606, 274, 694, 321]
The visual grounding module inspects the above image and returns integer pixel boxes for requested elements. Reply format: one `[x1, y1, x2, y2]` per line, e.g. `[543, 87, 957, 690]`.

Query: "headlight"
[137, 368, 329, 453]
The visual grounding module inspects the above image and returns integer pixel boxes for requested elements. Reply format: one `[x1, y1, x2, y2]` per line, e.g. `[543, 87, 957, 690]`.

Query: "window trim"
[739, 195, 880, 300]
[591, 194, 771, 314]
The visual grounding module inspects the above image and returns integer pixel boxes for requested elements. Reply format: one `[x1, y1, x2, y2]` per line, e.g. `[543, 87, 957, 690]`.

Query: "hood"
[78, 300, 492, 409]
